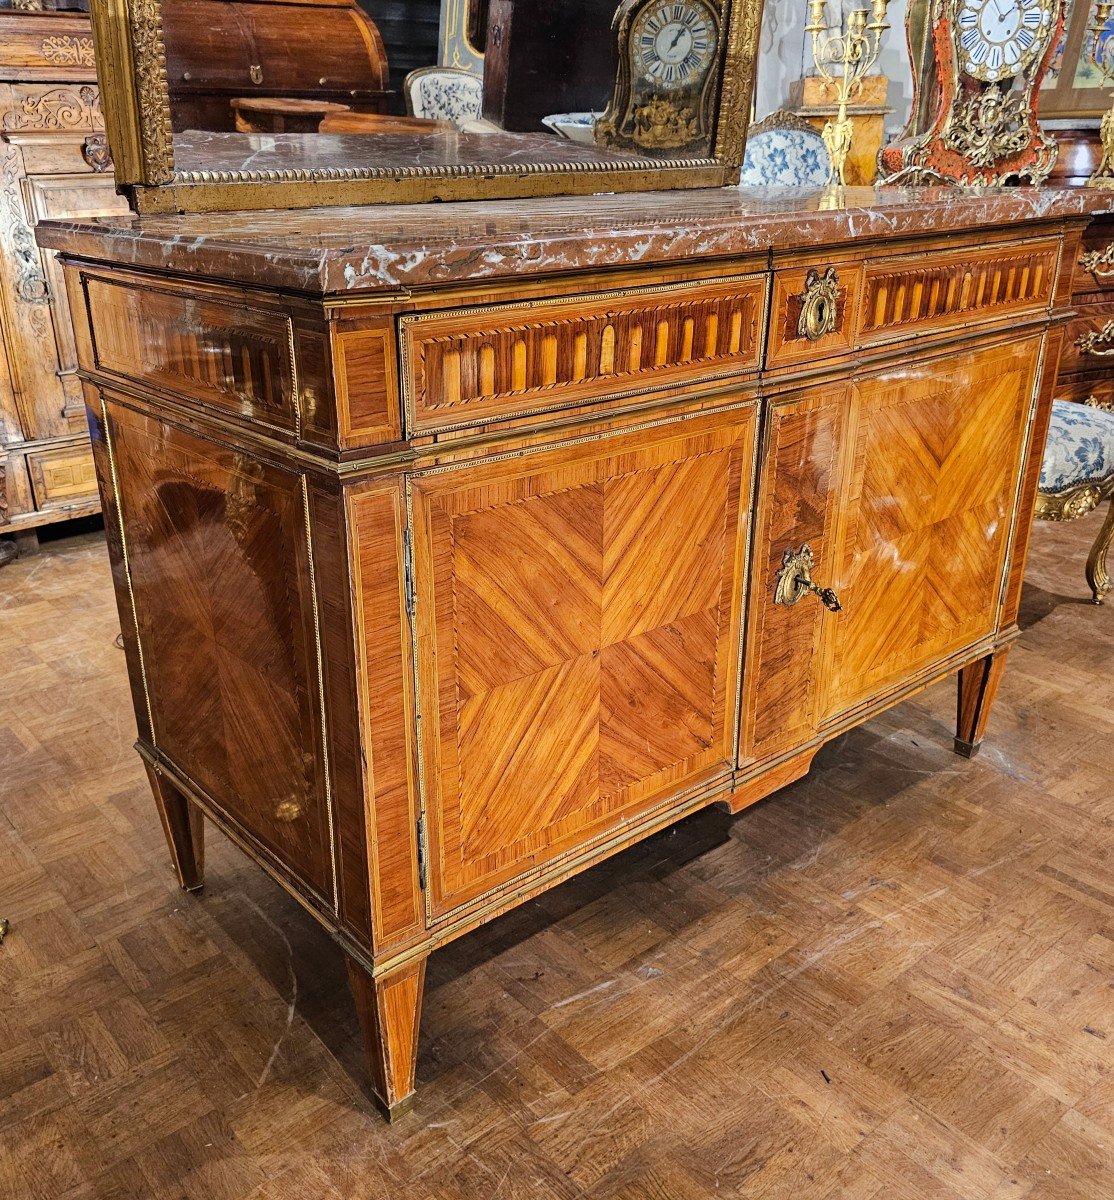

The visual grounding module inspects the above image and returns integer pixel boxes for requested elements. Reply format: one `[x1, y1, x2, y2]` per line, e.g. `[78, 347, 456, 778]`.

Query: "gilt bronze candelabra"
[1090, 1, 1114, 187]
[806, 0, 891, 186]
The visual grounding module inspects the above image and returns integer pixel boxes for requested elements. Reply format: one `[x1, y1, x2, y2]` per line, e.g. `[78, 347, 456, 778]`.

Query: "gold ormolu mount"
[774, 544, 843, 612]
[798, 266, 840, 341]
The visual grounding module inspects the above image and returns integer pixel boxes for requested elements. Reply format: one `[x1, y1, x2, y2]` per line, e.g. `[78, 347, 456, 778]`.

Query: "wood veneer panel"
[101, 396, 336, 906]
[740, 382, 849, 764]
[819, 335, 1042, 720]
[410, 403, 757, 916]
[85, 276, 299, 434]
[348, 481, 422, 950]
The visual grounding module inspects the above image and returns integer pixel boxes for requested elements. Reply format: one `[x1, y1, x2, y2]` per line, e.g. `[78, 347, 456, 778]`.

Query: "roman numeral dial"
[632, 0, 719, 88]
[956, 0, 1054, 82]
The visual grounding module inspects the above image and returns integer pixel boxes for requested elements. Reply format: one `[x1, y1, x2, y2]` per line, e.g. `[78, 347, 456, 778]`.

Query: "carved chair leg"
[955, 649, 1010, 759]
[347, 955, 426, 1121]
[144, 762, 205, 892]
[1086, 496, 1114, 605]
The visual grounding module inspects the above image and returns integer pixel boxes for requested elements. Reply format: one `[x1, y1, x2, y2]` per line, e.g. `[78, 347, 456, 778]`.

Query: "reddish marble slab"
[35, 185, 1114, 297]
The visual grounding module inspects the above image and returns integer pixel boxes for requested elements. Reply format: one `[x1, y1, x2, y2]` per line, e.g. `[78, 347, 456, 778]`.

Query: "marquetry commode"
[36, 185, 1108, 1119]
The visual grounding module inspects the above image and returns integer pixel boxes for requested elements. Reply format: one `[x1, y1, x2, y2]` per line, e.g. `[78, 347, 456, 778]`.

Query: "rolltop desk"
[36, 184, 1109, 1118]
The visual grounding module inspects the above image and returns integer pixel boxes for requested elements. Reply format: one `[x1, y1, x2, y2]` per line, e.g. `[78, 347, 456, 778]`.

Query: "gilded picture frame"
[1040, 0, 1114, 119]
[89, 0, 766, 214]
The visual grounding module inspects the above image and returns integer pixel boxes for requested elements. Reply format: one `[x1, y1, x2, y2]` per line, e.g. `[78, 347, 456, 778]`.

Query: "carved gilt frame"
[89, 0, 766, 213]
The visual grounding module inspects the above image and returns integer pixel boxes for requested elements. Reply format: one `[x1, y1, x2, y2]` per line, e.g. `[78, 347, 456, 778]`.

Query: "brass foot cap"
[953, 737, 982, 759]
[374, 1091, 416, 1122]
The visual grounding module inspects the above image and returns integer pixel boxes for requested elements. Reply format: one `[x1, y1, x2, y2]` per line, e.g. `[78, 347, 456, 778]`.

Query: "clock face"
[632, 0, 719, 90]
[956, 0, 1054, 82]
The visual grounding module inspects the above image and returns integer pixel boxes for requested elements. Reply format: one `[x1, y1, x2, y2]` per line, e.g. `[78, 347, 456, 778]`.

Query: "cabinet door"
[742, 335, 1042, 765]
[739, 381, 850, 765]
[409, 405, 757, 916]
[818, 335, 1041, 719]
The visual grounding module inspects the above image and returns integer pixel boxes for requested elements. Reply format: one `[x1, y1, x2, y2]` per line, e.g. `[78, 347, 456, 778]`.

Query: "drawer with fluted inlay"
[397, 274, 767, 435]
[768, 237, 1061, 370]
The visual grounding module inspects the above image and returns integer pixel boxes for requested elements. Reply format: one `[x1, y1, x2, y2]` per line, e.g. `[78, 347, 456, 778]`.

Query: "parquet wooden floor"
[1, 517, 1111, 1200]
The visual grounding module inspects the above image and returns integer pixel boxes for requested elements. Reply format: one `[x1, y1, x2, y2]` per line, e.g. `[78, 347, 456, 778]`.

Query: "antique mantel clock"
[596, 0, 724, 156]
[880, 0, 1063, 185]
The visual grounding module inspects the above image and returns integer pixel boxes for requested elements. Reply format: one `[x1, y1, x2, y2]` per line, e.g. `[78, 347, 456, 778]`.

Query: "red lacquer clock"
[881, 0, 1064, 185]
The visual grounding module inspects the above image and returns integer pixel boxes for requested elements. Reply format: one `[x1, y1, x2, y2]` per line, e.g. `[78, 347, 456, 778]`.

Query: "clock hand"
[669, 27, 686, 51]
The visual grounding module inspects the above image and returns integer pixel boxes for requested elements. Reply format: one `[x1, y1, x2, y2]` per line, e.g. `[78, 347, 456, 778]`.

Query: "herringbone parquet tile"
[1, 515, 1111, 1199]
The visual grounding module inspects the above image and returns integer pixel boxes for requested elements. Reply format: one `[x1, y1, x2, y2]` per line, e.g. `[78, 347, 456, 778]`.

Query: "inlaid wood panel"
[819, 336, 1042, 719]
[26, 442, 97, 510]
[739, 382, 850, 765]
[409, 404, 757, 915]
[101, 396, 336, 907]
[331, 319, 401, 448]
[348, 481, 423, 951]
[858, 239, 1059, 343]
[399, 277, 766, 434]
[84, 276, 299, 434]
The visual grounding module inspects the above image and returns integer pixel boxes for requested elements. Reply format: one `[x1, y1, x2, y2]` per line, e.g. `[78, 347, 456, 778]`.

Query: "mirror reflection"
[158, 0, 728, 176]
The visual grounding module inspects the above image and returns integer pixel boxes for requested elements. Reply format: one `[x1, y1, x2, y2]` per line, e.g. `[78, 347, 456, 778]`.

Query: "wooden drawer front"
[27, 445, 98, 511]
[858, 239, 1059, 345]
[400, 276, 766, 433]
[767, 264, 863, 368]
[85, 277, 299, 434]
[1073, 224, 1114, 297]
[1060, 306, 1114, 377]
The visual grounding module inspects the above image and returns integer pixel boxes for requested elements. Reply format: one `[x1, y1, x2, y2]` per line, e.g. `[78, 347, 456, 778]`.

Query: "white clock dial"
[956, 0, 1053, 82]
[633, 1, 718, 90]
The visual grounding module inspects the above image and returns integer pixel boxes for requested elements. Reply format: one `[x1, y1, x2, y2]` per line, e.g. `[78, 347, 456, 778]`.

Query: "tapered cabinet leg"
[144, 762, 205, 892]
[347, 955, 426, 1121]
[955, 649, 1010, 759]
[1086, 496, 1114, 605]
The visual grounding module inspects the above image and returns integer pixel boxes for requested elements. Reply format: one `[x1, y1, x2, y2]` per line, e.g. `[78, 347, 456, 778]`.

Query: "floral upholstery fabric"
[1040, 399, 1114, 493]
[408, 70, 483, 126]
[740, 126, 830, 188]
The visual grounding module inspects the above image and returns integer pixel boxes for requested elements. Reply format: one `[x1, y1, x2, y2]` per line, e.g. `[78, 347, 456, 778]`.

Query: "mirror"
[91, 0, 765, 212]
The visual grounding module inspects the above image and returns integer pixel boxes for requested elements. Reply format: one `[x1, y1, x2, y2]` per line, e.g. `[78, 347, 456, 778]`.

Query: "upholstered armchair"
[1037, 400, 1114, 604]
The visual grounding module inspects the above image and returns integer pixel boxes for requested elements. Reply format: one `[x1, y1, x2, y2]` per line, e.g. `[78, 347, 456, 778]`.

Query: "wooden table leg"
[955, 649, 1010, 759]
[145, 762, 205, 892]
[347, 955, 426, 1121]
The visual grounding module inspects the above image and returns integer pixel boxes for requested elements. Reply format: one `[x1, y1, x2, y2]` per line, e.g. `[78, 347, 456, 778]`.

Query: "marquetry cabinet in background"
[0, 8, 127, 549]
[1057, 211, 1114, 411]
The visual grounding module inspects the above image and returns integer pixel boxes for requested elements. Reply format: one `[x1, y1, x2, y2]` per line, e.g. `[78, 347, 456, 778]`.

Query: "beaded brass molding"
[88, 0, 766, 212]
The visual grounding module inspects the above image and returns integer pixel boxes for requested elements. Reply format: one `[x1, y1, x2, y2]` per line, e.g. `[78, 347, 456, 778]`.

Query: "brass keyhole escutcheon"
[249, 64, 264, 84]
[797, 266, 840, 342]
[774, 544, 842, 613]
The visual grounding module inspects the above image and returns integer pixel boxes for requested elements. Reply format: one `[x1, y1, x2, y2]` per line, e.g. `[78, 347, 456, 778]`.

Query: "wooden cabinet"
[39, 187, 1096, 1120]
[0, 10, 129, 544]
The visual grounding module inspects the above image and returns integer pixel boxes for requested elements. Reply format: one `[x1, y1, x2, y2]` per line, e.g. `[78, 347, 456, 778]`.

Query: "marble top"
[35, 185, 1114, 297]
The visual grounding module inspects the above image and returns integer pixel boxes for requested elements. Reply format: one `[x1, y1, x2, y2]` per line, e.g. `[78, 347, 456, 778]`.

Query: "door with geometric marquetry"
[817, 334, 1043, 721]
[408, 404, 757, 916]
